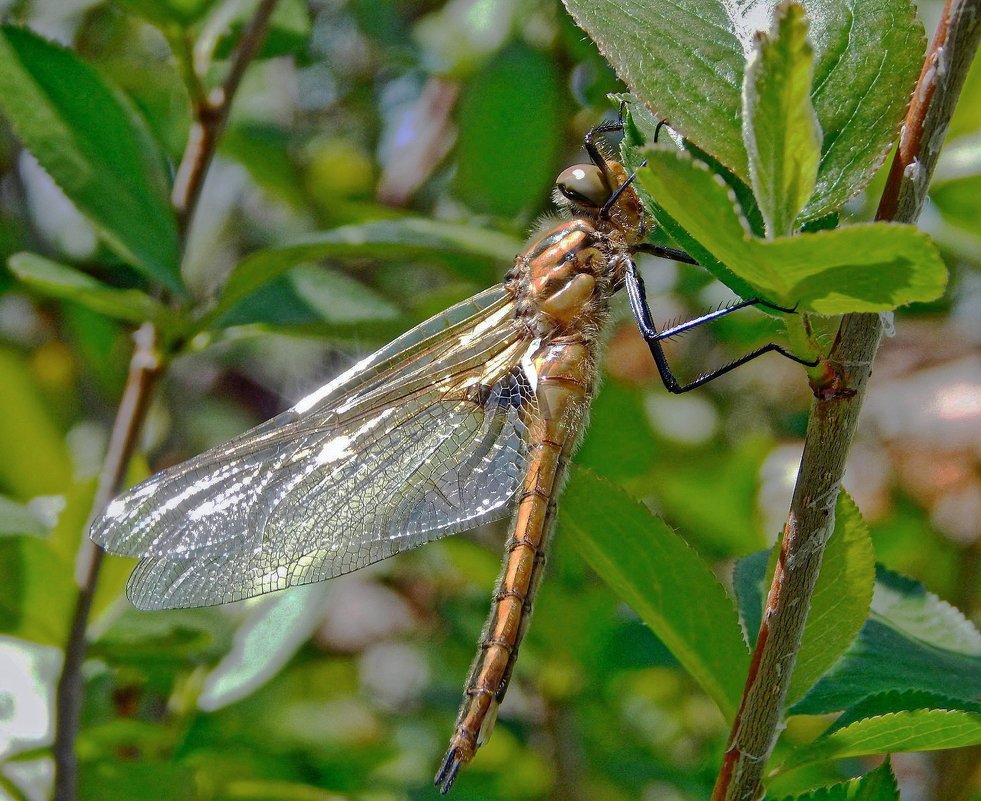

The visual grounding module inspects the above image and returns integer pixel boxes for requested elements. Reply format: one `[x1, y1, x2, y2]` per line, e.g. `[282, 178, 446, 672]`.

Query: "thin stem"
[171, 0, 279, 237]
[711, 2, 981, 800]
[53, 324, 162, 801]
[51, 4, 281, 799]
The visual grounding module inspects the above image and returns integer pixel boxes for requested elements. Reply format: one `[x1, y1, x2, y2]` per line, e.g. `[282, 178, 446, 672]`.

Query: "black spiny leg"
[624, 259, 818, 394]
[584, 102, 627, 176]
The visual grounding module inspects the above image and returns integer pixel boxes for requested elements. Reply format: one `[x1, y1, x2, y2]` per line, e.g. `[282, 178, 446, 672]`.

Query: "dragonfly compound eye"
[555, 164, 610, 209]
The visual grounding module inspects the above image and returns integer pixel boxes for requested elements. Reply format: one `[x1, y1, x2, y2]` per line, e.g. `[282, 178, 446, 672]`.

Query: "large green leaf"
[767, 759, 899, 801]
[787, 492, 875, 705]
[8, 253, 179, 333]
[561, 467, 749, 721]
[777, 709, 981, 771]
[635, 148, 947, 313]
[562, 0, 923, 219]
[0, 26, 181, 292]
[742, 2, 821, 237]
[792, 567, 981, 714]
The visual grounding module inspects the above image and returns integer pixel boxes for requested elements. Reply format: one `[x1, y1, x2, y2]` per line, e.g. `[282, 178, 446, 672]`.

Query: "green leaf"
[207, 218, 519, 329]
[563, 0, 924, 218]
[115, 0, 218, 27]
[0, 495, 49, 538]
[778, 709, 981, 771]
[0, 26, 182, 293]
[828, 690, 981, 735]
[636, 149, 947, 313]
[8, 253, 179, 332]
[0, 480, 95, 645]
[561, 467, 749, 722]
[793, 567, 981, 714]
[871, 566, 981, 654]
[742, 3, 821, 237]
[767, 759, 899, 801]
[216, 264, 402, 333]
[787, 491, 875, 705]
[733, 548, 770, 642]
[212, 0, 312, 60]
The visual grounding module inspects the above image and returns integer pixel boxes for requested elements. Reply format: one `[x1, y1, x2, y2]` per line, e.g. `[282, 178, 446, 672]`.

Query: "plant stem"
[711, 2, 981, 799]
[52, 324, 161, 801]
[51, 5, 280, 799]
[171, 0, 279, 237]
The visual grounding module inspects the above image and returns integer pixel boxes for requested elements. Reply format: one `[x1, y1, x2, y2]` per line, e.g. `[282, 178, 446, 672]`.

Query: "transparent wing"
[90, 285, 539, 609]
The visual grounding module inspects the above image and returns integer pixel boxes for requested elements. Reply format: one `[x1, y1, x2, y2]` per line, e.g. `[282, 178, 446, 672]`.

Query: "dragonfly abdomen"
[436, 339, 597, 792]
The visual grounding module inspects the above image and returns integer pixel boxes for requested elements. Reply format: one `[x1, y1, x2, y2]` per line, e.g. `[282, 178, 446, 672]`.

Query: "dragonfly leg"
[624, 259, 817, 394]
[583, 101, 627, 174]
[633, 241, 699, 266]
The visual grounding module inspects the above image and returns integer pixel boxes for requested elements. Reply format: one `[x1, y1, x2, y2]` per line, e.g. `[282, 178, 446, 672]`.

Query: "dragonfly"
[90, 112, 814, 793]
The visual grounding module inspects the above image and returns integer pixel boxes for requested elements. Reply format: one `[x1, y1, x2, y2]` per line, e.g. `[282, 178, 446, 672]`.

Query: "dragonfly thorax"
[509, 219, 617, 336]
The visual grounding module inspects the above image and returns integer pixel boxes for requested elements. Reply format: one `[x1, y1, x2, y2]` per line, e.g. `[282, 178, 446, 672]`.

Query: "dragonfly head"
[555, 164, 610, 209]
[554, 160, 645, 241]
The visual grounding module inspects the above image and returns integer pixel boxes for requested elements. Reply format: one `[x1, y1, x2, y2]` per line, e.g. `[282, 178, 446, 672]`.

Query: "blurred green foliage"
[0, 1, 978, 801]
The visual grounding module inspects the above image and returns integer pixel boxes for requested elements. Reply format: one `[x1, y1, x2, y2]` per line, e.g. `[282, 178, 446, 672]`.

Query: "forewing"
[126, 370, 534, 609]
[90, 285, 540, 609]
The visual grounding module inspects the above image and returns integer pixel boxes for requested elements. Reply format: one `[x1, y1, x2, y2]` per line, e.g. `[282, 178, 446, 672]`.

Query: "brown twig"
[711, 2, 981, 800]
[53, 324, 162, 801]
[171, 0, 279, 237]
[51, 5, 280, 799]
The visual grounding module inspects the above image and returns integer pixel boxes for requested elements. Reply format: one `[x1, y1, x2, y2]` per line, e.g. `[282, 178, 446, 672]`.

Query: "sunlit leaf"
[827, 690, 981, 735]
[8, 253, 180, 333]
[777, 709, 981, 771]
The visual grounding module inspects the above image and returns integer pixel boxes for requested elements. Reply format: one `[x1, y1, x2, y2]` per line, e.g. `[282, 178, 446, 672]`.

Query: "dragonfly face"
[91, 132, 650, 794]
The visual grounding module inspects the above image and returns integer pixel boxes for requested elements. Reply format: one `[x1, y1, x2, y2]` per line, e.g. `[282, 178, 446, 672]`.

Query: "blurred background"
[0, 1, 977, 799]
